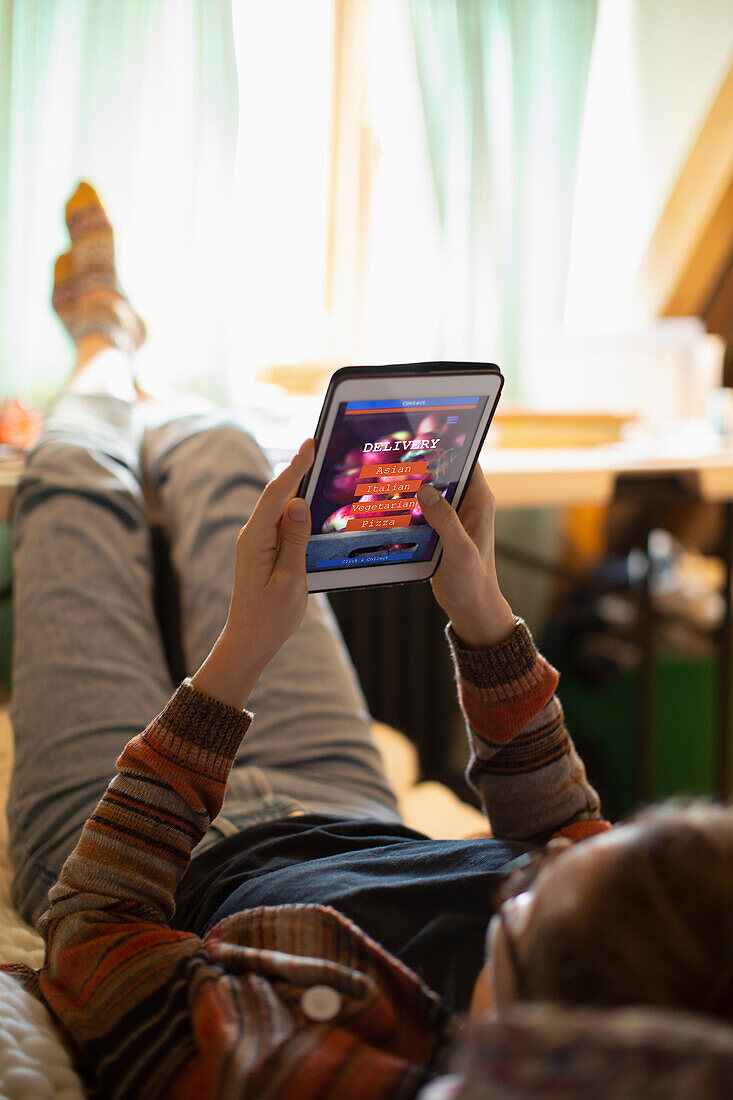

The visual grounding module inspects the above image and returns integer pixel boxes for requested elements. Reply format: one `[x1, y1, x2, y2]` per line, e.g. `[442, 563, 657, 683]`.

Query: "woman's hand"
[417, 468, 516, 649]
[191, 438, 315, 709]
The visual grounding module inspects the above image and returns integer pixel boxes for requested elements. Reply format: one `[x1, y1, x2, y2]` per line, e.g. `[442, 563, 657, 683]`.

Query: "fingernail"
[419, 484, 440, 505]
[289, 498, 309, 521]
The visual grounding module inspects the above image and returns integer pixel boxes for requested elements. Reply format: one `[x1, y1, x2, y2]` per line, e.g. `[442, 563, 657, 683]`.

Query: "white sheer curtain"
[226, 0, 442, 405]
[0, 0, 239, 403]
[226, 0, 334, 405]
[0, 0, 610, 413]
[409, 0, 599, 399]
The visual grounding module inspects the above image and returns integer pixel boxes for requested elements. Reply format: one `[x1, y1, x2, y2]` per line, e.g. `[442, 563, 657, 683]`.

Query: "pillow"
[0, 971, 85, 1099]
[419, 1003, 733, 1100]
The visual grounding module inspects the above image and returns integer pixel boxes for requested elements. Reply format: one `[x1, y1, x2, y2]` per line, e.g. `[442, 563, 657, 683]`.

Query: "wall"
[565, 0, 733, 332]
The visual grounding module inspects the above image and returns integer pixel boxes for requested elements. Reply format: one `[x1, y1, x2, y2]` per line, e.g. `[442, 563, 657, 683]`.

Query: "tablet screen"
[305, 394, 489, 573]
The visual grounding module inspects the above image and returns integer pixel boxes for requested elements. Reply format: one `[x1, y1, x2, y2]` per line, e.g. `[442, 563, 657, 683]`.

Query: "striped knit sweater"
[3, 619, 607, 1099]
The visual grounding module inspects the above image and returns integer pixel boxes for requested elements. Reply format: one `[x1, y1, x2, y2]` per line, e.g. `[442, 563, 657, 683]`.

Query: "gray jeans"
[7, 392, 400, 927]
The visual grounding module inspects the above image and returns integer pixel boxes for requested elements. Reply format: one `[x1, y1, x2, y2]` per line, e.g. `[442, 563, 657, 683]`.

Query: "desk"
[481, 437, 733, 509]
[480, 436, 733, 803]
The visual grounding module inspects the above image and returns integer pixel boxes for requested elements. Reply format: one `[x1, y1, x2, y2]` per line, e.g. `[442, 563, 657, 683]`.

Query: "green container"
[558, 654, 719, 822]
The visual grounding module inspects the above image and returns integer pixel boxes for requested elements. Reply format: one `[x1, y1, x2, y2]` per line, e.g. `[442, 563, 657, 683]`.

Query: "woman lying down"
[3, 182, 733, 1100]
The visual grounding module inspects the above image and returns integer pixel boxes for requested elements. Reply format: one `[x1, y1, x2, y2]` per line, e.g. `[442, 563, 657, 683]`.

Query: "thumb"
[418, 483, 465, 549]
[276, 497, 311, 574]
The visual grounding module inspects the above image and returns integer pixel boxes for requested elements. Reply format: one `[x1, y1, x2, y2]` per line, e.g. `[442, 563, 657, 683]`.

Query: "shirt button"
[301, 985, 341, 1022]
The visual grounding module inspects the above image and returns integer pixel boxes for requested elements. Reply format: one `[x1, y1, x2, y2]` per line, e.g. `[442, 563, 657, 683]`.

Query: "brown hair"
[521, 800, 733, 1020]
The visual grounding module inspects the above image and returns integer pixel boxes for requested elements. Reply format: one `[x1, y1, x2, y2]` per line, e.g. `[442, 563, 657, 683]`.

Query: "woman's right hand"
[417, 468, 516, 648]
[191, 439, 315, 710]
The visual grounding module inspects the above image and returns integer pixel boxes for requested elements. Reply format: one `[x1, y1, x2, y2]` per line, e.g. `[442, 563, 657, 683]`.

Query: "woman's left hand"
[191, 438, 315, 709]
[417, 466, 515, 648]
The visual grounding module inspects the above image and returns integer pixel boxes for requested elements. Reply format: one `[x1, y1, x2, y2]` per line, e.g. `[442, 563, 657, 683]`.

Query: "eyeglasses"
[493, 848, 550, 907]
[490, 849, 551, 1000]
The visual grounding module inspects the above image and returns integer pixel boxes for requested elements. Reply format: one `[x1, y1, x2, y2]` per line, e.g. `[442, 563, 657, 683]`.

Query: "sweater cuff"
[445, 619, 560, 743]
[446, 618, 547, 697]
[139, 679, 253, 768]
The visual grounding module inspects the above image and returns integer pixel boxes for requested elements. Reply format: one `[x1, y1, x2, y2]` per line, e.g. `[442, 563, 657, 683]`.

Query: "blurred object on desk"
[255, 361, 333, 395]
[708, 387, 733, 439]
[492, 408, 633, 449]
[0, 399, 45, 526]
[522, 320, 724, 424]
[0, 400, 42, 451]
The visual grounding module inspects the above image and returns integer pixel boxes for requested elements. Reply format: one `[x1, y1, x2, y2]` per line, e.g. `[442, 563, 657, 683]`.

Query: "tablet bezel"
[302, 363, 503, 593]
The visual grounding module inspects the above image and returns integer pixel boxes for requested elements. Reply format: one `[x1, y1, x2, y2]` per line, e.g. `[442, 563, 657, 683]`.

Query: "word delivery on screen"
[363, 438, 440, 452]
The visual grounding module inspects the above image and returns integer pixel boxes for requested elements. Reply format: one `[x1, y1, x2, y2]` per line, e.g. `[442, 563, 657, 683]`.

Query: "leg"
[139, 406, 401, 853]
[7, 393, 175, 926]
[8, 184, 170, 926]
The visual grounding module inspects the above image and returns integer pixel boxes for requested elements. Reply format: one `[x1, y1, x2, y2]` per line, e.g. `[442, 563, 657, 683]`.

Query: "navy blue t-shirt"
[173, 815, 530, 1015]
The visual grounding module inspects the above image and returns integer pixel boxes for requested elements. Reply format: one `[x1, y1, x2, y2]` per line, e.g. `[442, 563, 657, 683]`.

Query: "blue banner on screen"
[344, 397, 479, 414]
[317, 550, 416, 568]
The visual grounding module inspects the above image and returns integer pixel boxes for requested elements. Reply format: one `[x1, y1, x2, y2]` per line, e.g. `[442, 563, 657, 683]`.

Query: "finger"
[455, 467, 495, 546]
[545, 836, 574, 855]
[459, 464, 494, 515]
[250, 439, 315, 530]
[417, 483, 468, 554]
[275, 497, 311, 575]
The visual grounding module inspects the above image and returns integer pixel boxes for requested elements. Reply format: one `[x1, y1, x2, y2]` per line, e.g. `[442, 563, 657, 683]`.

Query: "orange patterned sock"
[54, 181, 147, 354]
[51, 250, 76, 334]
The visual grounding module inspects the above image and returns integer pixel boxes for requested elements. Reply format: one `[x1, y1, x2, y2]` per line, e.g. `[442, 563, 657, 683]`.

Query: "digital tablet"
[298, 362, 503, 592]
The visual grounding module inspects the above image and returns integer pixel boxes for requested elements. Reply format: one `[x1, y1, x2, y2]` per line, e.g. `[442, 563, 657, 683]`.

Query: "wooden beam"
[635, 61, 733, 318]
[705, 249, 733, 336]
[705, 250, 733, 385]
[664, 175, 733, 316]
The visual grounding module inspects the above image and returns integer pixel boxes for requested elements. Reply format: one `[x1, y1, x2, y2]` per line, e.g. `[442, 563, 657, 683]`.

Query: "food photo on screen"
[305, 395, 488, 573]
